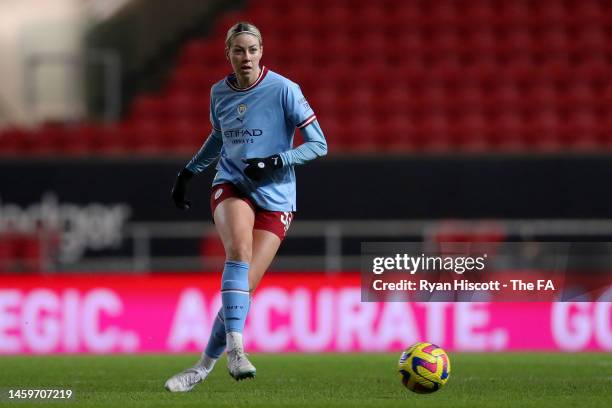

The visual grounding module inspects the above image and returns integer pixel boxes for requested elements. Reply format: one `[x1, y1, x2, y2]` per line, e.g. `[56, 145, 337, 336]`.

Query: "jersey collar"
[226, 66, 268, 92]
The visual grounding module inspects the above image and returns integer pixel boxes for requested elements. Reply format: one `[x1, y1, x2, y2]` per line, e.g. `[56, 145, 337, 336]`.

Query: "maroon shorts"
[210, 183, 294, 240]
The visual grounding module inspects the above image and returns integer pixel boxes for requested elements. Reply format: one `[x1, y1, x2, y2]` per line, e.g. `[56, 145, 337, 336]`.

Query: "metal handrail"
[4, 218, 612, 273]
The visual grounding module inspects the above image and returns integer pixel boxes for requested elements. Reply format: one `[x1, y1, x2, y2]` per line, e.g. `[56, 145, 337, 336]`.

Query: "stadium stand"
[1, 0, 611, 154]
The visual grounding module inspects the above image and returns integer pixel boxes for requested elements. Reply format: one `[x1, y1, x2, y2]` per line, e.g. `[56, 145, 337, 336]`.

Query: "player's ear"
[225, 47, 230, 61]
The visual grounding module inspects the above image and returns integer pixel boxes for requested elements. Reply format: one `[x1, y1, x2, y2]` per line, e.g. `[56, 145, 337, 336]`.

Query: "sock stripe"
[224, 260, 249, 269]
[220, 289, 250, 294]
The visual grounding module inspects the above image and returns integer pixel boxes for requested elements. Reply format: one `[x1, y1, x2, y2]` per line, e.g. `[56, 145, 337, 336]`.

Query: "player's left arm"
[242, 83, 327, 180]
[278, 81, 327, 166]
[278, 119, 327, 166]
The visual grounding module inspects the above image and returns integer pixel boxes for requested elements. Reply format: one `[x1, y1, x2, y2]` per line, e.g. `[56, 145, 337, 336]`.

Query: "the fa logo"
[237, 103, 247, 115]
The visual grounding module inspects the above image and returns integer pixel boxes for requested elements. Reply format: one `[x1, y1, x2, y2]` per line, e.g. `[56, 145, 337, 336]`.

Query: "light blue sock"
[221, 260, 250, 333]
[204, 308, 226, 359]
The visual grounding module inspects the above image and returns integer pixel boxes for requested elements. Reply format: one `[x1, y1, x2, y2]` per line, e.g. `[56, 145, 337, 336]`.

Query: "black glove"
[242, 154, 283, 181]
[171, 168, 194, 210]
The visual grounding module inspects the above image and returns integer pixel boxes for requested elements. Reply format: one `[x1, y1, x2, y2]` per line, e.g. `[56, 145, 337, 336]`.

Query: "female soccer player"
[164, 22, 327, 392]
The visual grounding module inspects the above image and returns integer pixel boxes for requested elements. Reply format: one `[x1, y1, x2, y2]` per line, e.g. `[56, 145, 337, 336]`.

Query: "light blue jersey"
[186, 66, 327, 211]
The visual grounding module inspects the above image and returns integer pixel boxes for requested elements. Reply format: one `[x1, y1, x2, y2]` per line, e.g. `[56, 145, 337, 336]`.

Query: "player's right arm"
[171, 130, 223, 210]
[184, 130, 223, 174]
[171, 87, 223, 209]
[186, 86, 224, 174]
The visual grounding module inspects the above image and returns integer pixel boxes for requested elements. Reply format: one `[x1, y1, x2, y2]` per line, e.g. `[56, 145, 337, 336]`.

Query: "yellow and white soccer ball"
[398, 342, 451, 394]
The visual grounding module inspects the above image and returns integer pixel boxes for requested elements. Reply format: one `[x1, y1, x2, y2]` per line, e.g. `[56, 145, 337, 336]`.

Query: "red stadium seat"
[378, 114, 420, 151]
[60, 124, 97, 155]
[179, 40, 218, 65]
[461, 0, 498, 27]
[533, 0, 570, 25]
[310, 88, 339, 118]
[497, 28, 533, 57]
[562, 109, 603, 149]
[574, 27, 607, 53]
[574, 56, 609, 81]
[345, 115, 380, 151]
[388, 3, 424, 27]
[525, 110, 563, 151]
[93, 124, 128, 155]
[464, 28, 497, 56]
[353, 4, 390, 28]
[428, 2, 459, 26]
[527, 83, 557, 111]
[562, 82, 596, 110]
[169, 64, 210, 93]
[29, 123, 65, 155]
[318, 4, 352, 28]
[389, 30, 425, 59]
[498, 1, 531, 26]
[119, 120, 158, 153]
[534, 28, 569, 55]
[429, 28, 461, 55]
[492, 83, 522, 110]
[161, 120, 204, 153]
[129, 94, 168, 122]
[0, 127, 29, 155]
[571, 1, 605, 25]
[492, 112, 526, 150]
[416, 112, 453, 151]
[453, 111, 493, 151]
[343, 86, 375, 117]
[163, 90, 201, 122]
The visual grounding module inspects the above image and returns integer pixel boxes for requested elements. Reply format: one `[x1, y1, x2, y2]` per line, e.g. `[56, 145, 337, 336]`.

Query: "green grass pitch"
[0, 353, 610, 407]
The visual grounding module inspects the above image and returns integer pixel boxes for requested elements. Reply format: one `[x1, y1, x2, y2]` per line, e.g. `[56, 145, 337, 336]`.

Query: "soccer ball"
[398, 342, 451, 393]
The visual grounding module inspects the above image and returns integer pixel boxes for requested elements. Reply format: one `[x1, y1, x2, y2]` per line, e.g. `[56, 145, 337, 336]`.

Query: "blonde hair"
[225, 22, 262, 48]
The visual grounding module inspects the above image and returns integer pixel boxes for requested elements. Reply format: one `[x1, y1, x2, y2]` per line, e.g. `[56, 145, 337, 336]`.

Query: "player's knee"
[225, 242, 252, 263]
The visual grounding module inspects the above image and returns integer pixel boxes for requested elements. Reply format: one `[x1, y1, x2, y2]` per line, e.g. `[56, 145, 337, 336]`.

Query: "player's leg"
[165, 207, 289, 390]
[165, 195, 255, 391]
[165, 313, 229, 391]
[200, 226, 282, 359]
[200, 186, 254, 372]
[248, 211, 292, 292]
[194, 226, 281, 373]
[212, 197, 257, 380]
[248, 229, 282, 292]
[217, 210, 288, 380]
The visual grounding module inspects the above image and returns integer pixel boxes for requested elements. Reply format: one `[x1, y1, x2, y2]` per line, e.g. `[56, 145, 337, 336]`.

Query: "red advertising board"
[0, 273, 610, 354]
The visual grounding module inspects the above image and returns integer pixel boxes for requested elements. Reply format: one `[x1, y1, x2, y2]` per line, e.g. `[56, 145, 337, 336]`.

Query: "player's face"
[226, 34, 263, 85]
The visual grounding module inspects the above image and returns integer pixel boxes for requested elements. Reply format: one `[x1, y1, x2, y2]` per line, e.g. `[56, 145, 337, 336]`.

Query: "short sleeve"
[209, 88, 221, 132]
[284, 83, 316, 129]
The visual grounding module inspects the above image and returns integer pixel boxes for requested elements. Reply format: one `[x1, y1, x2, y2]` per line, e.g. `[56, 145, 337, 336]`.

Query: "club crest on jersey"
[237, 103, 247, 115]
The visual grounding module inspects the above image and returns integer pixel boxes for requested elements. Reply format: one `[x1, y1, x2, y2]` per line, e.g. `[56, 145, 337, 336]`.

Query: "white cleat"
[227, 348, 256, 381]
[164, 366, 209, 392]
